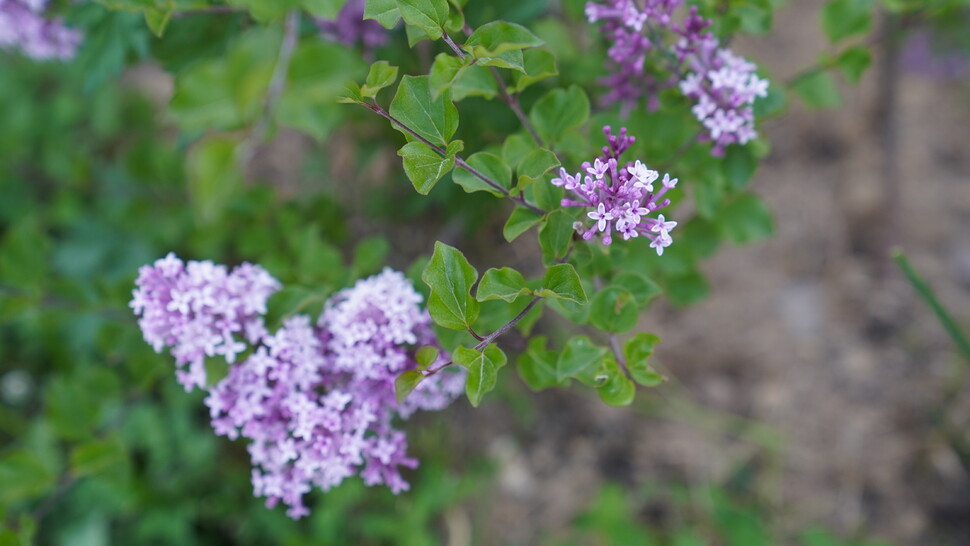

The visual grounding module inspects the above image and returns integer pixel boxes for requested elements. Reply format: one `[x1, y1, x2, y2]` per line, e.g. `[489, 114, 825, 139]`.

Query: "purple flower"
[130, 253, 281, 391]
[314, 0, 387, 56]
[585, 1, 769, 156]
[0, 0, 81, 60]
[679, 47, 769, 156]
[552, 126, 678, 252]
[133, 258, 465, 518]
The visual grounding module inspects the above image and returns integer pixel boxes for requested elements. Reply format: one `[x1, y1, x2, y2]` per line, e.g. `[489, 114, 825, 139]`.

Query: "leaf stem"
[488, 66, 544, 147]
[362, 101, 546, 215]
[593, 275, 632, 379]
[473, 296, 542, 352]
[424, 296, 542, 377]
[456, 26, 544, 147]
[442, 32, 466, 61]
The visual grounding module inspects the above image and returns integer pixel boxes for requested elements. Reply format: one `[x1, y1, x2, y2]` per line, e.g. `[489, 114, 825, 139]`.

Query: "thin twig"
[442, 32, 466, 61]
[488, 66, 544, 147]
[474, 296, 542, 351]
[593, 276, 631, 378]
[423, 296, 543, 377]
[456, 27, 545, 147]
[241, 10, 300, 165]
[874, 10, 902, 277]
[362, 102, 546, 215]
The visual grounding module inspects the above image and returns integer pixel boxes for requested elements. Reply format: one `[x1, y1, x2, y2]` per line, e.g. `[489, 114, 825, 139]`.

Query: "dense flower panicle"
[679, 47, 769, 156]
[552, 126, 678, 254]
[315, 0, 387, 55]
[0, 0, 81, 60]
[130, 253, 281, 391]
[132, 259, 465, 519]
[585, 0, 769, 155]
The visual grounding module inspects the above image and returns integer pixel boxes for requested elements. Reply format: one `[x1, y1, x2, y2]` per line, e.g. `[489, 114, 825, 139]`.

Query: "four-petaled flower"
[554, 126, 679, 255]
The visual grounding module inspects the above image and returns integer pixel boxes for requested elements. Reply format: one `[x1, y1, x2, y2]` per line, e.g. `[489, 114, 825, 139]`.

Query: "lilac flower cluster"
[130, 253, 281, 391]
[315, 0, 387, 57]
[0, 0, 81, 60]
[553, 126, 678, 254]
[132, 255, 465, 518]
[585, 0, 769, 156]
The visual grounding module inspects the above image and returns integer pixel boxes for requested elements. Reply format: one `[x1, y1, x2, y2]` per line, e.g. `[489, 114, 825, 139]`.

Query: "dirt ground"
[444, 2, 970, 545]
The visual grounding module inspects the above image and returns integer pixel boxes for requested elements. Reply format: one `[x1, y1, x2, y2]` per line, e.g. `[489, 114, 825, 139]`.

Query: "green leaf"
[723, 145, 758, 191]
[716, 193, 774, 244]
[279, 40, 364, 140]
[453, 345, 507, 407]
[389, 75, 459, 147]
[416, 346, 440, 369]
[836, 46, 872, 83]
[463, 21, 544, 58]
[476, 267, 530, 302]
[517, 336, 560, 391]
[170, 61, 241, 131]
[338, 82, 364, 104]
[502, 133, 537, 167]
[478, 48, 526, 72]
[0, 451, 55, 506]
[144, 8, 171, 37]
[625, 333, 665, 387]
[429, 53, 467, 99]
[186, 135, 244, 225]
[361, 61, 399, 99]
[556, 335, 608, 381]
[452, 151, 512, 196]
[70, 436, 127, 478]
[398, 140, 462, 194]
[538, 209, 573, 264]
[612, 272, 661, 306]
[536, 263, 587, 304]
[451, 65, 498, 101]
[364, 0, 401, 28]
[821, 0, 874, 43]
[422, 241, 480, 330]
[790, 71, 842, 108]
[395, 370, 425, 404]
[503, 206, 544, 242]
[528, 85, 590, 144]
[596, 358, 636, 406]
[512, 48, 558, 92]
[396, 0, 449, 38]
[589, 286, 639, 333]
[516, 147, 559, 188]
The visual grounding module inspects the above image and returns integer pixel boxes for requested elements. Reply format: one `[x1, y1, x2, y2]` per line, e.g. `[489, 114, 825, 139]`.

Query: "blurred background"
[1, 0, 969, 544]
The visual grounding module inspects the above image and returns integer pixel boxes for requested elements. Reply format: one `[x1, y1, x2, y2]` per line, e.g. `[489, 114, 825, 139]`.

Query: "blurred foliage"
[0, 0, 932, 542]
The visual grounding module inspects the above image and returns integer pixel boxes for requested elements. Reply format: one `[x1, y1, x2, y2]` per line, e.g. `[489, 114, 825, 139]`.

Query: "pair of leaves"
[476, 263, 587, 305]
